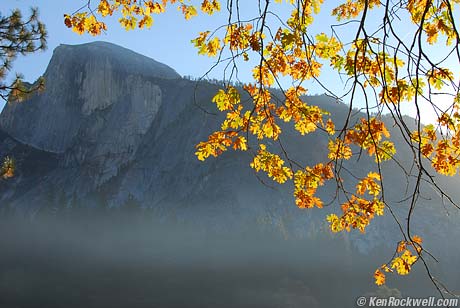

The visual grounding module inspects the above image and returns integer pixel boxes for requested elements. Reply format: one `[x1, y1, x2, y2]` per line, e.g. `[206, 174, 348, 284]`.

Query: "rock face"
[0, 42, 342, 236]
[0, 42, 459, 256]
[0, 41, 178, 153]
[0, 41, 178, 185]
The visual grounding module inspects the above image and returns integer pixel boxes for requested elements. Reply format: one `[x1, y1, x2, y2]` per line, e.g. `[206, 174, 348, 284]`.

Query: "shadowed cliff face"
[0, 41, 460, 259]
[0, 42, 180, 188]
[0, 41, 179, 154]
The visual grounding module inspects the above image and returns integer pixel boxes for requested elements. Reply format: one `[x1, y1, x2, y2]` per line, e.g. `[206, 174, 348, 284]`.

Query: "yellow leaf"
[207, 37, 221, 57]
[295, 120, 317, 135]
[327, 214, 343, 232]
[374, 269, 386, 285]
[325, 119, 335, 135]
[233, 136, 248, 151]
[212, 87, 240, 111]
[97, 0, 112, 16]
[253, 65, 274, 87]
[147, 1, 166, 14]
[328, 139, 352, 160]
[139, 15, 153, 28]
[396, 241, 406, 253]
[181, 4, 198, 20]
[391, 250, 417, 275]
[401, 250, 417, 266]
[201, 0, 221, 15]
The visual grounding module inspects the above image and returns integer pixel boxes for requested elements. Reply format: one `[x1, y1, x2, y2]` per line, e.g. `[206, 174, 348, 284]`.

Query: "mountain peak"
[0, 41, 177, 154]
[52, 41, 181, 80]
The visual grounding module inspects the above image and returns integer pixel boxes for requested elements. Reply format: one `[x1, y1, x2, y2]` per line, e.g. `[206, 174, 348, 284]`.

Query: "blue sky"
[2, 1, 345, 109]
[2, 1, 459, 124]
[3, 1, 228, 83]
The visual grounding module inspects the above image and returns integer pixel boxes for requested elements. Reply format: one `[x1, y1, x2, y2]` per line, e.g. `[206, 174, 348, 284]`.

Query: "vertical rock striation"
[0, 41, 179, 185]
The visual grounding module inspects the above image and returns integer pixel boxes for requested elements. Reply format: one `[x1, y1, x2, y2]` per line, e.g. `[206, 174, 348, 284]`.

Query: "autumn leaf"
[146, 1, 166, 14]
[64, 14, 72, 28]
[201, 0, 221, 15]
[212, 87, 240, 111]
[325, 119, 335, 135]
[412, 235, 423, 245]
[374, 269, 386, 286]
[180, 4, 198, 20]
